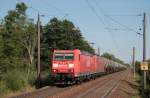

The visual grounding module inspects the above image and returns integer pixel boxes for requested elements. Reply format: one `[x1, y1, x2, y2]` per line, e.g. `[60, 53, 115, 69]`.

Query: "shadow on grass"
[35, 74, 55, 89]
[35, 74, 72, 89]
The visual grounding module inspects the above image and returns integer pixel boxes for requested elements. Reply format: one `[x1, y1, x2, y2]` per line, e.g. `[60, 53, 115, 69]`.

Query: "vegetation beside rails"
[135, 60, 150, 98]
[0, 70, 36, 97]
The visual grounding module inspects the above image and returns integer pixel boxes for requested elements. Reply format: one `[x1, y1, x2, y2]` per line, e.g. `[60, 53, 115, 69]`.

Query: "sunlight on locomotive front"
[52, 51, 75, 74]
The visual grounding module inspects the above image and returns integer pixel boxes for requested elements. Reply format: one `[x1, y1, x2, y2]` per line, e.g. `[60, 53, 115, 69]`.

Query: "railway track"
[9, 70, 129, 98]
[50, 70, 128, 98]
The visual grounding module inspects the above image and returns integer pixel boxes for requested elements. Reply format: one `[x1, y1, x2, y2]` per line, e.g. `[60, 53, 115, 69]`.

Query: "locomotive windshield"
[64, 53, 74, 60]
[54, 52, 74, 60]
[54, 53, 64, 60]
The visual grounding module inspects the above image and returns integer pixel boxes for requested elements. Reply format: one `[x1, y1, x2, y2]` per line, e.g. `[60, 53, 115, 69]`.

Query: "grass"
[135, 73, 150, 98]
[131, 74, 141, 98]
[0, 69, 37, 97]
[0, 67, 54, 97]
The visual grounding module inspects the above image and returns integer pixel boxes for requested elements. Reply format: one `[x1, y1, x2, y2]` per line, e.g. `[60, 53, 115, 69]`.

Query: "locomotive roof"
[80, 50, 94, 56]
[53, 49, 125, 67]
[54, 50, 74, 53]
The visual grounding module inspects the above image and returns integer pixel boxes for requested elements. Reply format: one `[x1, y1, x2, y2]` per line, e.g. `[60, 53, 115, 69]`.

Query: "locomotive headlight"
[69, 64, 74, 68]
[53, 64, 58, 68]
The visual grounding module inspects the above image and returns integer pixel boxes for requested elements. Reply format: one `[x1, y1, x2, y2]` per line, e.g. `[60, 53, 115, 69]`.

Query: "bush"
[138, 75, 150, 98]
[141, 88, 149, 98]
[0, 81, 9, 96]
[26, 68, 36, 86]
[42, 74, 55, 86]
[34, 70, 54, 88]
[3, 70, 28, 91]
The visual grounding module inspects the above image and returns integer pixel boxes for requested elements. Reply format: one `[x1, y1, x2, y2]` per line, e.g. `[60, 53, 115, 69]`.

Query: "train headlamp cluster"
[69, 64, 74, 68]
[53, 64, 58, 68]
[53, 63, 74, 68]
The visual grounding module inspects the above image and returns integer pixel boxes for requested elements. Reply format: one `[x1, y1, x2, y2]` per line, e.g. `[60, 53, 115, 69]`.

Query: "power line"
[36, 0, 69, 19]
[85, 0, 120, 53]
[105, 14, 142, 17]
[85, 0, 106, 26]
[42, 0, 68, 15]
[105, 27, 131, 31]
[94, 0, 141, 35]
[94, 0, 141, 48]
[29, 6, 39, 13]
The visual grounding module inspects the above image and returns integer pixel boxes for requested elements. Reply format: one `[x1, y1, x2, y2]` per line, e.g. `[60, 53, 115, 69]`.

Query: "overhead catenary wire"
[85, 0, 111, 52]
[94, 0, 143, 39]
[93, 0, 142, 60]
[94, 0, 141, 35]
[85, 0, 106, 26]
[105, 14, 142, 17]
[40, 0, 68, 15]
[85, 0, 120, 53]
[30, 0, 70, 22]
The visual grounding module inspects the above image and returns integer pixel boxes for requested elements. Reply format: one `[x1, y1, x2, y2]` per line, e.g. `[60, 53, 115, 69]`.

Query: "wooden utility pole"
[143, 12, 147, 89]
[37, 13, 41, 86]
[132, 47, 135, 78]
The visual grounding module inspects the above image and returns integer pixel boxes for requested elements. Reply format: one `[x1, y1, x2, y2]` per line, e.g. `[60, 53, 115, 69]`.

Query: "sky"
[0, 0, 150, 63]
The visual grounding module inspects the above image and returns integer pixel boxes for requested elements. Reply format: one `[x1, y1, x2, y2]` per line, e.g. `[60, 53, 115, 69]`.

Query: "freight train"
[51, 49, 126, 84]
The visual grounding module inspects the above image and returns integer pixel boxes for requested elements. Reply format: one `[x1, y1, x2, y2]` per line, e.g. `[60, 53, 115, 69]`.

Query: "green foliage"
[101, 52, 124, 64]
[139, 75, 150, 98]
[27, 68, 37, 86]
[0, 34, 4, 56]
[0, 2, 37, 96]
[0, 81, 9, 96]
[135, 59, 150, 98]
[41, 17, 94, 69]
[135, 61, 141, 75]
[39, 73, 55, 87]
[3, 70, 28, 91]
[16, 2, 27, 14]
[43, 17, 94, 52]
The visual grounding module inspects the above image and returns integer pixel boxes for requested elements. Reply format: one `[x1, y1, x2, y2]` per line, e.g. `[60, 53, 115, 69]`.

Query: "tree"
[101, 52, 124, 64]
[0, 2, 37, 78]
[135, 60, 141, 74]
[101, 53, 115, 60]
[15, 20, 37, 77]
[41, 17, 94, 69]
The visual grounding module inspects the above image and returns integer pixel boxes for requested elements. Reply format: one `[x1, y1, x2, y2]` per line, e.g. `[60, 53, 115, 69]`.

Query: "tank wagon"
[51, 49, 126, 84]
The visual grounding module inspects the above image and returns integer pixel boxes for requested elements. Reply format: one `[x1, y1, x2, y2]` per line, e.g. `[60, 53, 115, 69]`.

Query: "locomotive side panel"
[79, 54, 93, 76]
[96, 57, 106, 73]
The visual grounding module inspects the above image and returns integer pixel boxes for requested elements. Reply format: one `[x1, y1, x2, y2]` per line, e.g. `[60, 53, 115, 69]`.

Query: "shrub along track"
[9, 70, 129, 98]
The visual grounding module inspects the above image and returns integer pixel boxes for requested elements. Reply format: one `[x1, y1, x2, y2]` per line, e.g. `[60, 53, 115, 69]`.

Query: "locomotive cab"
[52, 51, 74, 74]
[51, 50, 78, 84]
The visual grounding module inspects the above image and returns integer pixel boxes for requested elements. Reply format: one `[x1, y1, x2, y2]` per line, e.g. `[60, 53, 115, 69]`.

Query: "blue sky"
[0, 0, 150, 63]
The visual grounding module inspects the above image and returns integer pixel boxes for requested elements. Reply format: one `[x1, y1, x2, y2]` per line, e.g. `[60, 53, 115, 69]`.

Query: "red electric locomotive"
[51, 49, 125, 84]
